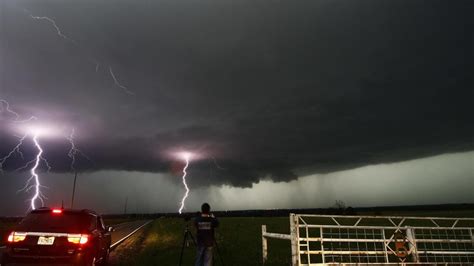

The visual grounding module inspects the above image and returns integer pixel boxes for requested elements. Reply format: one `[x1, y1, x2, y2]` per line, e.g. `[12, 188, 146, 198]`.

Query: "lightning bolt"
[13, 133, 50, 211]
[0, 134, 27, 174]
[25, 10, 77, 45]
[0, 99, 37, 123]
[14, 129, 88, 211]
[178, 155, 191, 214]
[0, 99, 21, 120]
[0, 98, 79, 210]
[17, 134, 51, 210]
[66, 128, 90, 171]
[25, 9, 135, 95]
[0, 99, 37, 173]
[109, 67, 134, 95]
[29, 134, 46, 210]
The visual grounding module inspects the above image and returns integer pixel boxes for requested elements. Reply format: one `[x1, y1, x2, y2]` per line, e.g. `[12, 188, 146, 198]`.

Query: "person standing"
[194, 203, 219, 266]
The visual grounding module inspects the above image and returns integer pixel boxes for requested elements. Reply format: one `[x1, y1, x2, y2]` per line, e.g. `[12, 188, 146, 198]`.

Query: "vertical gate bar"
[320, 226, 325, 264]
[296, 215, 301, 266]
[262, 225, 267, 265]
[382, 229, 389, 263]
[290, 213, 298, 266]
[470, 229, 474, 264]
[406, 227, 419, 263]
[306, 224, 310, 264]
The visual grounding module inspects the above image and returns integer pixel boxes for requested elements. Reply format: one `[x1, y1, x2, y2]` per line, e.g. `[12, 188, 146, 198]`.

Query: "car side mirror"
[107, 226, 114, 232]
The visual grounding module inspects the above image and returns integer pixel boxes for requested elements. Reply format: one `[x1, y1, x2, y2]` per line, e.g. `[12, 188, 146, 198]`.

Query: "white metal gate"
[262, 213, 474, 265]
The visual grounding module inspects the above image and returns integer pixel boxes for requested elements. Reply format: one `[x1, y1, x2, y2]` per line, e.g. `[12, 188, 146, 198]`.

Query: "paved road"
[109, 220, 152, 248]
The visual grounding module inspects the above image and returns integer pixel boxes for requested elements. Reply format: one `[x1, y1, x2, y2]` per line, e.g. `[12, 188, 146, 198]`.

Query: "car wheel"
[104, 248, 110, 266]
[79, 254, 98, 266]
[89, 256, 98, 266]
[101, 248, 110, 266]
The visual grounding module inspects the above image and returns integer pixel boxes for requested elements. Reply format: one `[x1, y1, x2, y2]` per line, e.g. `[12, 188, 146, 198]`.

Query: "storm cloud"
[1, 0, 473, 189]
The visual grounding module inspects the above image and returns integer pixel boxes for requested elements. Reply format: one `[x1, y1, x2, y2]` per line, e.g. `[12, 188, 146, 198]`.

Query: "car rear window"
[16, 211, 95, 232]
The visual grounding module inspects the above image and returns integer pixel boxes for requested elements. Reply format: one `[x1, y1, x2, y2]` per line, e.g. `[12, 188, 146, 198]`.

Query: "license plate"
[37, 236, 55, 245]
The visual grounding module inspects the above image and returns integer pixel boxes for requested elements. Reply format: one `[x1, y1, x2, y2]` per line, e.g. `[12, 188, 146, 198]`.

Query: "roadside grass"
[104, 218, 139, 226]
[109, 222, 150, 265]
[114, 217, 291, 266]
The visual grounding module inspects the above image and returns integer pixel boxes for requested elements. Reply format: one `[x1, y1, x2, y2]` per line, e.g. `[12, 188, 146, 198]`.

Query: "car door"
[97, 216, 109, 254]
[100, 216, 112, 247]
[87, 215, 102, 257]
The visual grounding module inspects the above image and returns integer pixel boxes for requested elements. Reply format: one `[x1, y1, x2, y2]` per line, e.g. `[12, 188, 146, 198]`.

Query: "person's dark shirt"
[194, 213, 219, 247]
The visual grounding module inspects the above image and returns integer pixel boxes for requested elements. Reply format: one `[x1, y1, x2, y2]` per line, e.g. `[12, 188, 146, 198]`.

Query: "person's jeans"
[195, 246, 213, 266]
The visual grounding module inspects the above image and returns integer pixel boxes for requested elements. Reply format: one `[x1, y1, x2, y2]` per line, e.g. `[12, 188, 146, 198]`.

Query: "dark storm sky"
[0, 0, 473, 213]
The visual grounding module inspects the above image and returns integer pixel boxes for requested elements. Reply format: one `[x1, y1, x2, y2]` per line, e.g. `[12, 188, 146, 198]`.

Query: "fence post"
[470, 229, 474, 248]
[290, 213, 298, 266]
[262, 225, 268, 264]
[406, 227, 419, 263]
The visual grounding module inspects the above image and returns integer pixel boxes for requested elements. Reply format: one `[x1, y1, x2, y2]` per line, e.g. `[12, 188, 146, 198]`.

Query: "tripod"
[178, 220, 225, 266]
[178, 223, 196, 266]
[213, 239, 225, 266]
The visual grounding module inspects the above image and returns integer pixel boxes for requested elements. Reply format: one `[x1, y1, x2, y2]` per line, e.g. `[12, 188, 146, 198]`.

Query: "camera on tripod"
[182, 212, 198, 222]
[178, 212, 224, 266]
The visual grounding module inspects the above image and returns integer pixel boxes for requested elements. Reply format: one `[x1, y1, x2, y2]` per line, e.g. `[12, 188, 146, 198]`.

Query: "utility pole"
[123, 196, 128, 215]
[71, 171, 78, 208]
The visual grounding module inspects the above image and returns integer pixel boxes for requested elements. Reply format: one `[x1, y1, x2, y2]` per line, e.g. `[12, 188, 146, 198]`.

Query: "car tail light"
[52, 209, 62, 214]
[67, 234, 89, 245]
[7, 232, 27, 243]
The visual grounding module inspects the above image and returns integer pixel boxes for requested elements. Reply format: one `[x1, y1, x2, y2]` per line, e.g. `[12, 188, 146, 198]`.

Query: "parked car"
[2, 207, 112, 265]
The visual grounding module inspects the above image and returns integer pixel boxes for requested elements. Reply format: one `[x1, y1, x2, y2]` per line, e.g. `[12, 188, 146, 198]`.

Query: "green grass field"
[111, 210, 474, 266]
[113, 217, 291, 266]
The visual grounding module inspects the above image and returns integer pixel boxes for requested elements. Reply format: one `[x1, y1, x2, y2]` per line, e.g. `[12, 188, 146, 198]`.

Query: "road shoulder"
[108, 221, 153, 266]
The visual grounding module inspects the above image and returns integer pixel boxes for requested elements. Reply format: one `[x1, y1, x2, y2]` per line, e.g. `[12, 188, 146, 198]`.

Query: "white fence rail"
[262, 213, 474, 265]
